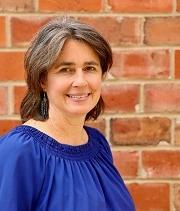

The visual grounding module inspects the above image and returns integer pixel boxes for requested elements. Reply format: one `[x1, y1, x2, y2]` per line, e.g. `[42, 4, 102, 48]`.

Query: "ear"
[102, 72, 107, 81]
[40, 77, 47, 91]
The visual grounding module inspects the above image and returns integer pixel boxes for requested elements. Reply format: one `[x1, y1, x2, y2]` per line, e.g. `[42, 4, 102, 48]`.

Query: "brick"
[85, 118, 106, 135]
[78, 17, 141, 47]
[108, 0, 173, 13]
[0, 120, 20, 135]
[177, 0, 180, 11]
[128, 183, 170, 211]
[39, 0, 103, 12]
[142, 151, 180, 178]
[111, 117, 171, 145]
[14, 86, 27, 114]
[101, 84, 139, 113]
[11, 17, 50, 47]
[145, 17, 180, 45]
[144, 84, 180, 112]
[0, 0, 34, 12]
[175, 50, 180, 79]
[174, 184, 180, 211]
[0, 52, 24, 81]
[112, 151, 138, 178]
[110, 50, 170, 79]
[0, 87, 8, 115]
[175, 123, 180, 145]
[0, 17, 6, 47]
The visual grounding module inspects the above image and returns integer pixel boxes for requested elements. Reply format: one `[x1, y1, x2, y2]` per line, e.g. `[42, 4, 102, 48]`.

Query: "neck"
[25, 111, 88, 146]
[45, 113, 87, 146]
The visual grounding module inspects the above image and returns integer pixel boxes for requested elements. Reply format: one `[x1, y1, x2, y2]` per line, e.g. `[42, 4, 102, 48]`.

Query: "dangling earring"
[40, 92, 49, 119]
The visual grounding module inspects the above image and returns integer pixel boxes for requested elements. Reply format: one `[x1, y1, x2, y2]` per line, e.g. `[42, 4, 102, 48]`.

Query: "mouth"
[66, 93, 91, 99]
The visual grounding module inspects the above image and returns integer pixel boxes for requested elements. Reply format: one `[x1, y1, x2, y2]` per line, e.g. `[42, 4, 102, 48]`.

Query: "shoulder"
[84, 125, 104, 136]
[0, 126, 45, 205]
[0, 125, 45, 182]
[0, 125, 40, 162]
[0, 125, 34, 149]
[85, 126, 113, 159]
[85, 125, 106, 142]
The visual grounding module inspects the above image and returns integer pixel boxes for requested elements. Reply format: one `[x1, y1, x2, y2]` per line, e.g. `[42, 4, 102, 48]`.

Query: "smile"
[66, 93, 91, 99]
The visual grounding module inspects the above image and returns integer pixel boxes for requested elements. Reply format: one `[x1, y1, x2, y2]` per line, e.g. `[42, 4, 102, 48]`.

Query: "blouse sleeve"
[92, 127, 113, 162]
[0, 130, 44, 210]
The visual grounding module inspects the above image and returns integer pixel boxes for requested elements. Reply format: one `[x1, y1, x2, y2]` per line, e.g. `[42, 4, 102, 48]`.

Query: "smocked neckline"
[15, 125, 101, 161]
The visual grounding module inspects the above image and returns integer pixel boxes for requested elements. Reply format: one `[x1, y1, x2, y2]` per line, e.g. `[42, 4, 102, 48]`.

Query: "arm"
[0, 132, 43, 210]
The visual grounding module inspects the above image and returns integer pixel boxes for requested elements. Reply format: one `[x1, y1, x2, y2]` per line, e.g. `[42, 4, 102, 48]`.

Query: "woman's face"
[43, 39, 103, 119]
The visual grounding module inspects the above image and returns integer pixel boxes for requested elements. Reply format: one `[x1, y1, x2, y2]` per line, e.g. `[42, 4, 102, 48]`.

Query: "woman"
[0, 17, 135, 210]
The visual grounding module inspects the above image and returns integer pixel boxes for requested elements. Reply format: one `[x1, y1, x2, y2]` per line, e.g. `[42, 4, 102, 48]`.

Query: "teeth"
[68, 94, 89, 99]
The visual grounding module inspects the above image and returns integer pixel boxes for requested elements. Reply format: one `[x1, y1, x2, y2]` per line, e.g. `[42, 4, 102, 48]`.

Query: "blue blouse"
[0, 125, 135, 211]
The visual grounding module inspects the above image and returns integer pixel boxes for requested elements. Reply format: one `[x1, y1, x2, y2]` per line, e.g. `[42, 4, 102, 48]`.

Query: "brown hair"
[20, 17, 112, 123]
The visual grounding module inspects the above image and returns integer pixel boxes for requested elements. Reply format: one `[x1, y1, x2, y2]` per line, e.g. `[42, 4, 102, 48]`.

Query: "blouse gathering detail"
[0, 125, 136, 211]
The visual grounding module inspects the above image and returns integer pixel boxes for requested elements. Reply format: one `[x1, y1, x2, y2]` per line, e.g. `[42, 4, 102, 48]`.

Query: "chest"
[33, 158, 135, 211]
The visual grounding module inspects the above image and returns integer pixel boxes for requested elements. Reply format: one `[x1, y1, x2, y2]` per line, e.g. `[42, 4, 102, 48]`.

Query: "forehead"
[56, 39, 100, 64]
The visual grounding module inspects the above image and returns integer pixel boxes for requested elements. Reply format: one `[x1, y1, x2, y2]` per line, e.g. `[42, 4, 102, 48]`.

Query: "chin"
[66, 106, 94, 117]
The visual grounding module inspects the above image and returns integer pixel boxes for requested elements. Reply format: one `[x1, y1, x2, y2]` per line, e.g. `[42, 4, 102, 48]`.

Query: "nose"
[72, 69, 88, 87]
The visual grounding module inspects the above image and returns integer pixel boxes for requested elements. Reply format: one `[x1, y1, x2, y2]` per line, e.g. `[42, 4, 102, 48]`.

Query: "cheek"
[47, 78, 65, 92]
[90, 76, 102, 90]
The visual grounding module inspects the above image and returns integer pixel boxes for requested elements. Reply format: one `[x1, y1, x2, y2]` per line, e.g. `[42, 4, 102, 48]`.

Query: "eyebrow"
[84, 61, 99, 66]
[54, 61, 100, 68]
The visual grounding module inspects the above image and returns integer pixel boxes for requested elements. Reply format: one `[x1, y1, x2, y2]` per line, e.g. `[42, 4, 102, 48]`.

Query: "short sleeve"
[88, 127, 113, 162]
[0, 130, 44, 210]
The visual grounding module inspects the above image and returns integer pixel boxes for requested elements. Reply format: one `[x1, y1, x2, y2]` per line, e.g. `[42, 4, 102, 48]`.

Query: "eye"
[83, 66, 97, 72]
[58, 67, 74, 74]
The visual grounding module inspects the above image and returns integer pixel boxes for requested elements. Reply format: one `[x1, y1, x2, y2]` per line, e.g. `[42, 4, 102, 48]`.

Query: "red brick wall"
[0, 0, 180, 210]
